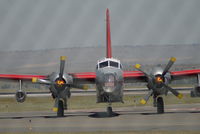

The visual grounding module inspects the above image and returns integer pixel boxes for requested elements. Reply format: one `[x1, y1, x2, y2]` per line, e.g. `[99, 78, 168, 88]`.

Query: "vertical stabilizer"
[106, 8, 112, 58]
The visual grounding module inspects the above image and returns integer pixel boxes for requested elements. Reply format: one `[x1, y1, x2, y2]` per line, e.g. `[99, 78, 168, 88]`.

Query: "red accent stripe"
[0, 74, 47, 80]
[171, 69, 200, 76]
[123, 69, 200, 78]
[71, 72, 96, 79]
[123, 71, 145, 78]
[106, 8, 112, 58]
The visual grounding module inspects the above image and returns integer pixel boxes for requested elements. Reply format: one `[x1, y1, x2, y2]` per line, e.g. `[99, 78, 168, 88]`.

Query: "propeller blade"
[140, 90, 153, 104]
[162, 57, 176, 76]
[53, 98, 59, 112]
[164, 84, 183, 99]
[32, 78, 51, 84]
[71, 84, 89, 90]
[134, 64, 152, 79]
[59, 56, 66, 78]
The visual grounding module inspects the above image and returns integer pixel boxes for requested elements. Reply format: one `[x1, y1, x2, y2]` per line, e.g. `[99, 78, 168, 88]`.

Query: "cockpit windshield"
[98, 59, 122, 69]
[99, 61, 109, 68]
[110, 61, 118, 68]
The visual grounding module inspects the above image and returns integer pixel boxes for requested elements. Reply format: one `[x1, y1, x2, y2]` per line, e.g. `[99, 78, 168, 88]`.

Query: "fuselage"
[95, 58, 124, 103]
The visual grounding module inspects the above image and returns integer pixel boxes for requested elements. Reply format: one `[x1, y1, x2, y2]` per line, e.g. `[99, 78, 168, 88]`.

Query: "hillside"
[0, 44, 199, 74]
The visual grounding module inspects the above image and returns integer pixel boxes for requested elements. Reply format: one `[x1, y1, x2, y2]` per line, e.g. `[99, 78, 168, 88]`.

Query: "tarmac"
[0, 103, 200, 133]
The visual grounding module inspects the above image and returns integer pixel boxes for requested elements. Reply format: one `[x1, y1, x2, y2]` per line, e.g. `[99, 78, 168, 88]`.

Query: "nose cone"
[152, 67, 163, 76]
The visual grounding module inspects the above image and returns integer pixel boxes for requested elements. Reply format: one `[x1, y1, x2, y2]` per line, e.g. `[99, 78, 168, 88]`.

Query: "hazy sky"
[0, 0, 200, 51]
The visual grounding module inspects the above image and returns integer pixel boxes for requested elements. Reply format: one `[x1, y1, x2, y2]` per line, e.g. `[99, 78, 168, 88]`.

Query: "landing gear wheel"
[157, 97, 164, 114]
[57, 100, 64, 117]
[107, 106, 113, 116]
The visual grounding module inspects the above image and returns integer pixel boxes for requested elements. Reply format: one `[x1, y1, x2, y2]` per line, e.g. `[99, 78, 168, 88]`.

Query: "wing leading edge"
[0, 74, 47, 80]
[0, 72, 96, 84]
[123, 69, 200, 83]
[70, 72, 96, 84]
[0, 69, 200, 83]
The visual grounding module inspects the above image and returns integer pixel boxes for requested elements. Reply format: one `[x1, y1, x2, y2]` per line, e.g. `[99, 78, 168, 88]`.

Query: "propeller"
[32, 56, 88, 90]
[71, 84, 89, 90]
[31, 56, 88, 113]
[140, 90, 153, 104]
[163, 84, 183, 99]
[59, 56, 66, 79]
[135, 64, 154, 105]
[162, 57, 176, 77]
[135, 64, 152, 79]
[161, 57, 182, 99]
[135, 57, 183, 105]
[53, 98, 59, 112]
[32, 77, 51, 84]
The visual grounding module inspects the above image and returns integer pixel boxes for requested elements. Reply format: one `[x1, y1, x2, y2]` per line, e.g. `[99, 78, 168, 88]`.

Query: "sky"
[0, 0, 200, 51]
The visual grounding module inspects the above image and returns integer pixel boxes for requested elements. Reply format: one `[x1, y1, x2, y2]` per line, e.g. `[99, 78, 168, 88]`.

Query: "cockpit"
[96, 58, 122, 70]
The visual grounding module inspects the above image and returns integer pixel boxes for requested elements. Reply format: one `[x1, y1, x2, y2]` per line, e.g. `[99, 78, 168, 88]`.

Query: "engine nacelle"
[15, 90, 26, 103]
[191, 86, 200, 97]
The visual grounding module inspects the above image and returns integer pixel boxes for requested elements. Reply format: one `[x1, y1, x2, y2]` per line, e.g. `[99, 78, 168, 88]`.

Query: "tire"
[107, 106, 113, 116]
[157, 97, 164, 114]
[57, 100, 64, 117]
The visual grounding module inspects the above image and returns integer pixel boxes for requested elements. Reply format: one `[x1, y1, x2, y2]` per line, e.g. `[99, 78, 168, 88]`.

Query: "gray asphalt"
[0, 103, 200, 133]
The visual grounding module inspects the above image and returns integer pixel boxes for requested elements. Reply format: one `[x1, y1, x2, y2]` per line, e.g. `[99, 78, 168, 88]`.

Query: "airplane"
[0, 8, 200, 117]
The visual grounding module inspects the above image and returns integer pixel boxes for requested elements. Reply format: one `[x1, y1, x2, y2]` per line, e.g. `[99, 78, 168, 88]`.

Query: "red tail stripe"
[106, 8, 112, 58]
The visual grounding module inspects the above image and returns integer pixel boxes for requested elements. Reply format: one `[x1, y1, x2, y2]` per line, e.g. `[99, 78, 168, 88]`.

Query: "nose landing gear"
[107, 105, 113, 117]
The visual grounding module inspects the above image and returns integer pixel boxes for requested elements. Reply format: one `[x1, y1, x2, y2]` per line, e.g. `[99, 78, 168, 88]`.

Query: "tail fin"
[106, 8, 112, 58]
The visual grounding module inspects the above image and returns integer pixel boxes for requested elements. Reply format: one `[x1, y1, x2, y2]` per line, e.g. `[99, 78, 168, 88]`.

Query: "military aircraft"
[1, 8, 200, 116]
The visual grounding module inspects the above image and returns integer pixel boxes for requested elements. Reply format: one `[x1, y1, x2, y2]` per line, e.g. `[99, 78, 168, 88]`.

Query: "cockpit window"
[99, 61, 109, 68]
[110, 61, 118, 68]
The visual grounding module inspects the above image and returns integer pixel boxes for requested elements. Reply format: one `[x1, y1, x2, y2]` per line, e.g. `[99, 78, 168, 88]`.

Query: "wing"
[0, 74, 47, 81]
[123, 71, 146, 83]
[170, 69, 200, 81]
[1, 69, 199, 84]
[123, 69, 200, 83]
[70, 72, 96, 84]
[171, 69, 200, 77]
[0, 72, 96, 84]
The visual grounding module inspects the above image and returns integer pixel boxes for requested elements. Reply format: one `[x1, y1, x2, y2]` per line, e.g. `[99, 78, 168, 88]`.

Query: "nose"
[103, 74, 116, 93]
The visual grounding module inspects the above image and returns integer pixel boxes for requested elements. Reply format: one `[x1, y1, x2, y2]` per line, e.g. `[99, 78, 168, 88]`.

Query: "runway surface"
[0, 103, 200, 133]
